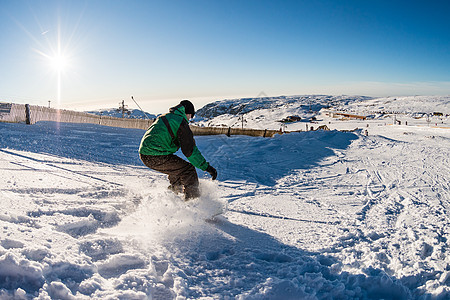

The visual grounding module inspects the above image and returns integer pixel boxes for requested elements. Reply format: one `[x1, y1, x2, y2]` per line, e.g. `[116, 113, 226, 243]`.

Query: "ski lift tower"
[118, 100, 129, 118]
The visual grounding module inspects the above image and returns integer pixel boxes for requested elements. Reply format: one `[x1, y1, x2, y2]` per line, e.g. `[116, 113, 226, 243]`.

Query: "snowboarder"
[139, 100, 217, 200]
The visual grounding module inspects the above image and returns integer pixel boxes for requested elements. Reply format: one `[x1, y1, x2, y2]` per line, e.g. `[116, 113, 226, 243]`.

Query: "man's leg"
[140, 154, 200, 200]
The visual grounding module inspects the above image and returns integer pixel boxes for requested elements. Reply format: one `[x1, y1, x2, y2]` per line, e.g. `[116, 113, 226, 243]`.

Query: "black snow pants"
[140, 154, 200, 200]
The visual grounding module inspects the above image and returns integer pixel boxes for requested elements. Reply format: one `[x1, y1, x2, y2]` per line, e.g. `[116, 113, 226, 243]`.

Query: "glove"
[206, 164, 217, 180]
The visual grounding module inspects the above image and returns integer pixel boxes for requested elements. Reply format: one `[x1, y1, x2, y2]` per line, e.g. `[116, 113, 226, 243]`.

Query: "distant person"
[139, 100, 217, 200]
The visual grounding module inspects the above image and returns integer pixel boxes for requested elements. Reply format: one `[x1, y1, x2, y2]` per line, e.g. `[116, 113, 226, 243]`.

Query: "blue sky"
[1, 0, 450, 113]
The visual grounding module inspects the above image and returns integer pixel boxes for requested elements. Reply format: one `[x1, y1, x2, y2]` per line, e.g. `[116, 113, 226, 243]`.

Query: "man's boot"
[184, 185, 200, 201]
[168, 184, 183, 195]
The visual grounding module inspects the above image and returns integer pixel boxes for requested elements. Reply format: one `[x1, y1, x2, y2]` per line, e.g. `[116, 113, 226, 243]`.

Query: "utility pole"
[240, 115, 245, 129]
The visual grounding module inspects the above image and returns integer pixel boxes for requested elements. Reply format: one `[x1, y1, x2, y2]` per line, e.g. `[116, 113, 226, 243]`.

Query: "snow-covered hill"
[0, 96, 449, 299]
[87, 108, 157, 120]
[194, 95, 449, 132]
[340, 95, 450, 116]
[194, 95, 367, 129]
[195, 95, 372, 118]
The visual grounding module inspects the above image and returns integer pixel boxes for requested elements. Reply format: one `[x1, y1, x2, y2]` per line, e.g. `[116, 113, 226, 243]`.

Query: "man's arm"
[177, 119, 209, 171]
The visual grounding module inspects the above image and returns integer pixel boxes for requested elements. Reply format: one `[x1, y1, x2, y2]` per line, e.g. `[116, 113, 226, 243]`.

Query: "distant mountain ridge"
[193, 94, 449, 130]
[86, 108, 157, 120]
[86, 95, 449, 126]
[195, 95, 373, 119]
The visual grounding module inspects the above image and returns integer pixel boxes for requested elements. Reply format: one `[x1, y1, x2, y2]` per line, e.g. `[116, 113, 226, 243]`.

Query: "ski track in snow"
[0, 108, 449, 299]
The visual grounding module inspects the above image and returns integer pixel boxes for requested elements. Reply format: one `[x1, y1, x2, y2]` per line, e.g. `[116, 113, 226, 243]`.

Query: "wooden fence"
[190, 126, 282, 137]
[0, 102, 329, 137]
[0, 103, 154, 130]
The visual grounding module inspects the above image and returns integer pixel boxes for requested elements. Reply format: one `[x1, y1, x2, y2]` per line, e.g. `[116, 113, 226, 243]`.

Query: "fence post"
[227, 127, 231, 137]
[25, 104, 31, 124]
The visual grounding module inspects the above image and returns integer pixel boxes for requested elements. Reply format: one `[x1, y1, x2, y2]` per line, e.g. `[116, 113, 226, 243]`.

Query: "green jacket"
[139, 104, 209, 171]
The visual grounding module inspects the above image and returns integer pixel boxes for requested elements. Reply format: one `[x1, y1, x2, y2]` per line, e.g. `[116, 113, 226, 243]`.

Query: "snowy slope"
[0, 97, 450, 299]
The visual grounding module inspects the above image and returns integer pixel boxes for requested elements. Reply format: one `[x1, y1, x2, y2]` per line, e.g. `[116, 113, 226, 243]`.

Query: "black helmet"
[180, 100, 195, 116]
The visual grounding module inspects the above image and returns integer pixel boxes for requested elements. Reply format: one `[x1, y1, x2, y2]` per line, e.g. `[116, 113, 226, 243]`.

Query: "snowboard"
[204, 204, 227, 221]
[185, 195, 227, 221]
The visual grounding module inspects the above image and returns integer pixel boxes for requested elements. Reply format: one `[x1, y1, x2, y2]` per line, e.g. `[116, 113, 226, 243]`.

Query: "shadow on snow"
[164, 218, 414, 299]
[0, 121, 145, 166]
[197, 129, 359, 186]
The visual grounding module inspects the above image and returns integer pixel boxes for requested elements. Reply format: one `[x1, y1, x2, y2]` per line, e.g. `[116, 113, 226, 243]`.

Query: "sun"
[50, 54, 68, 72]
